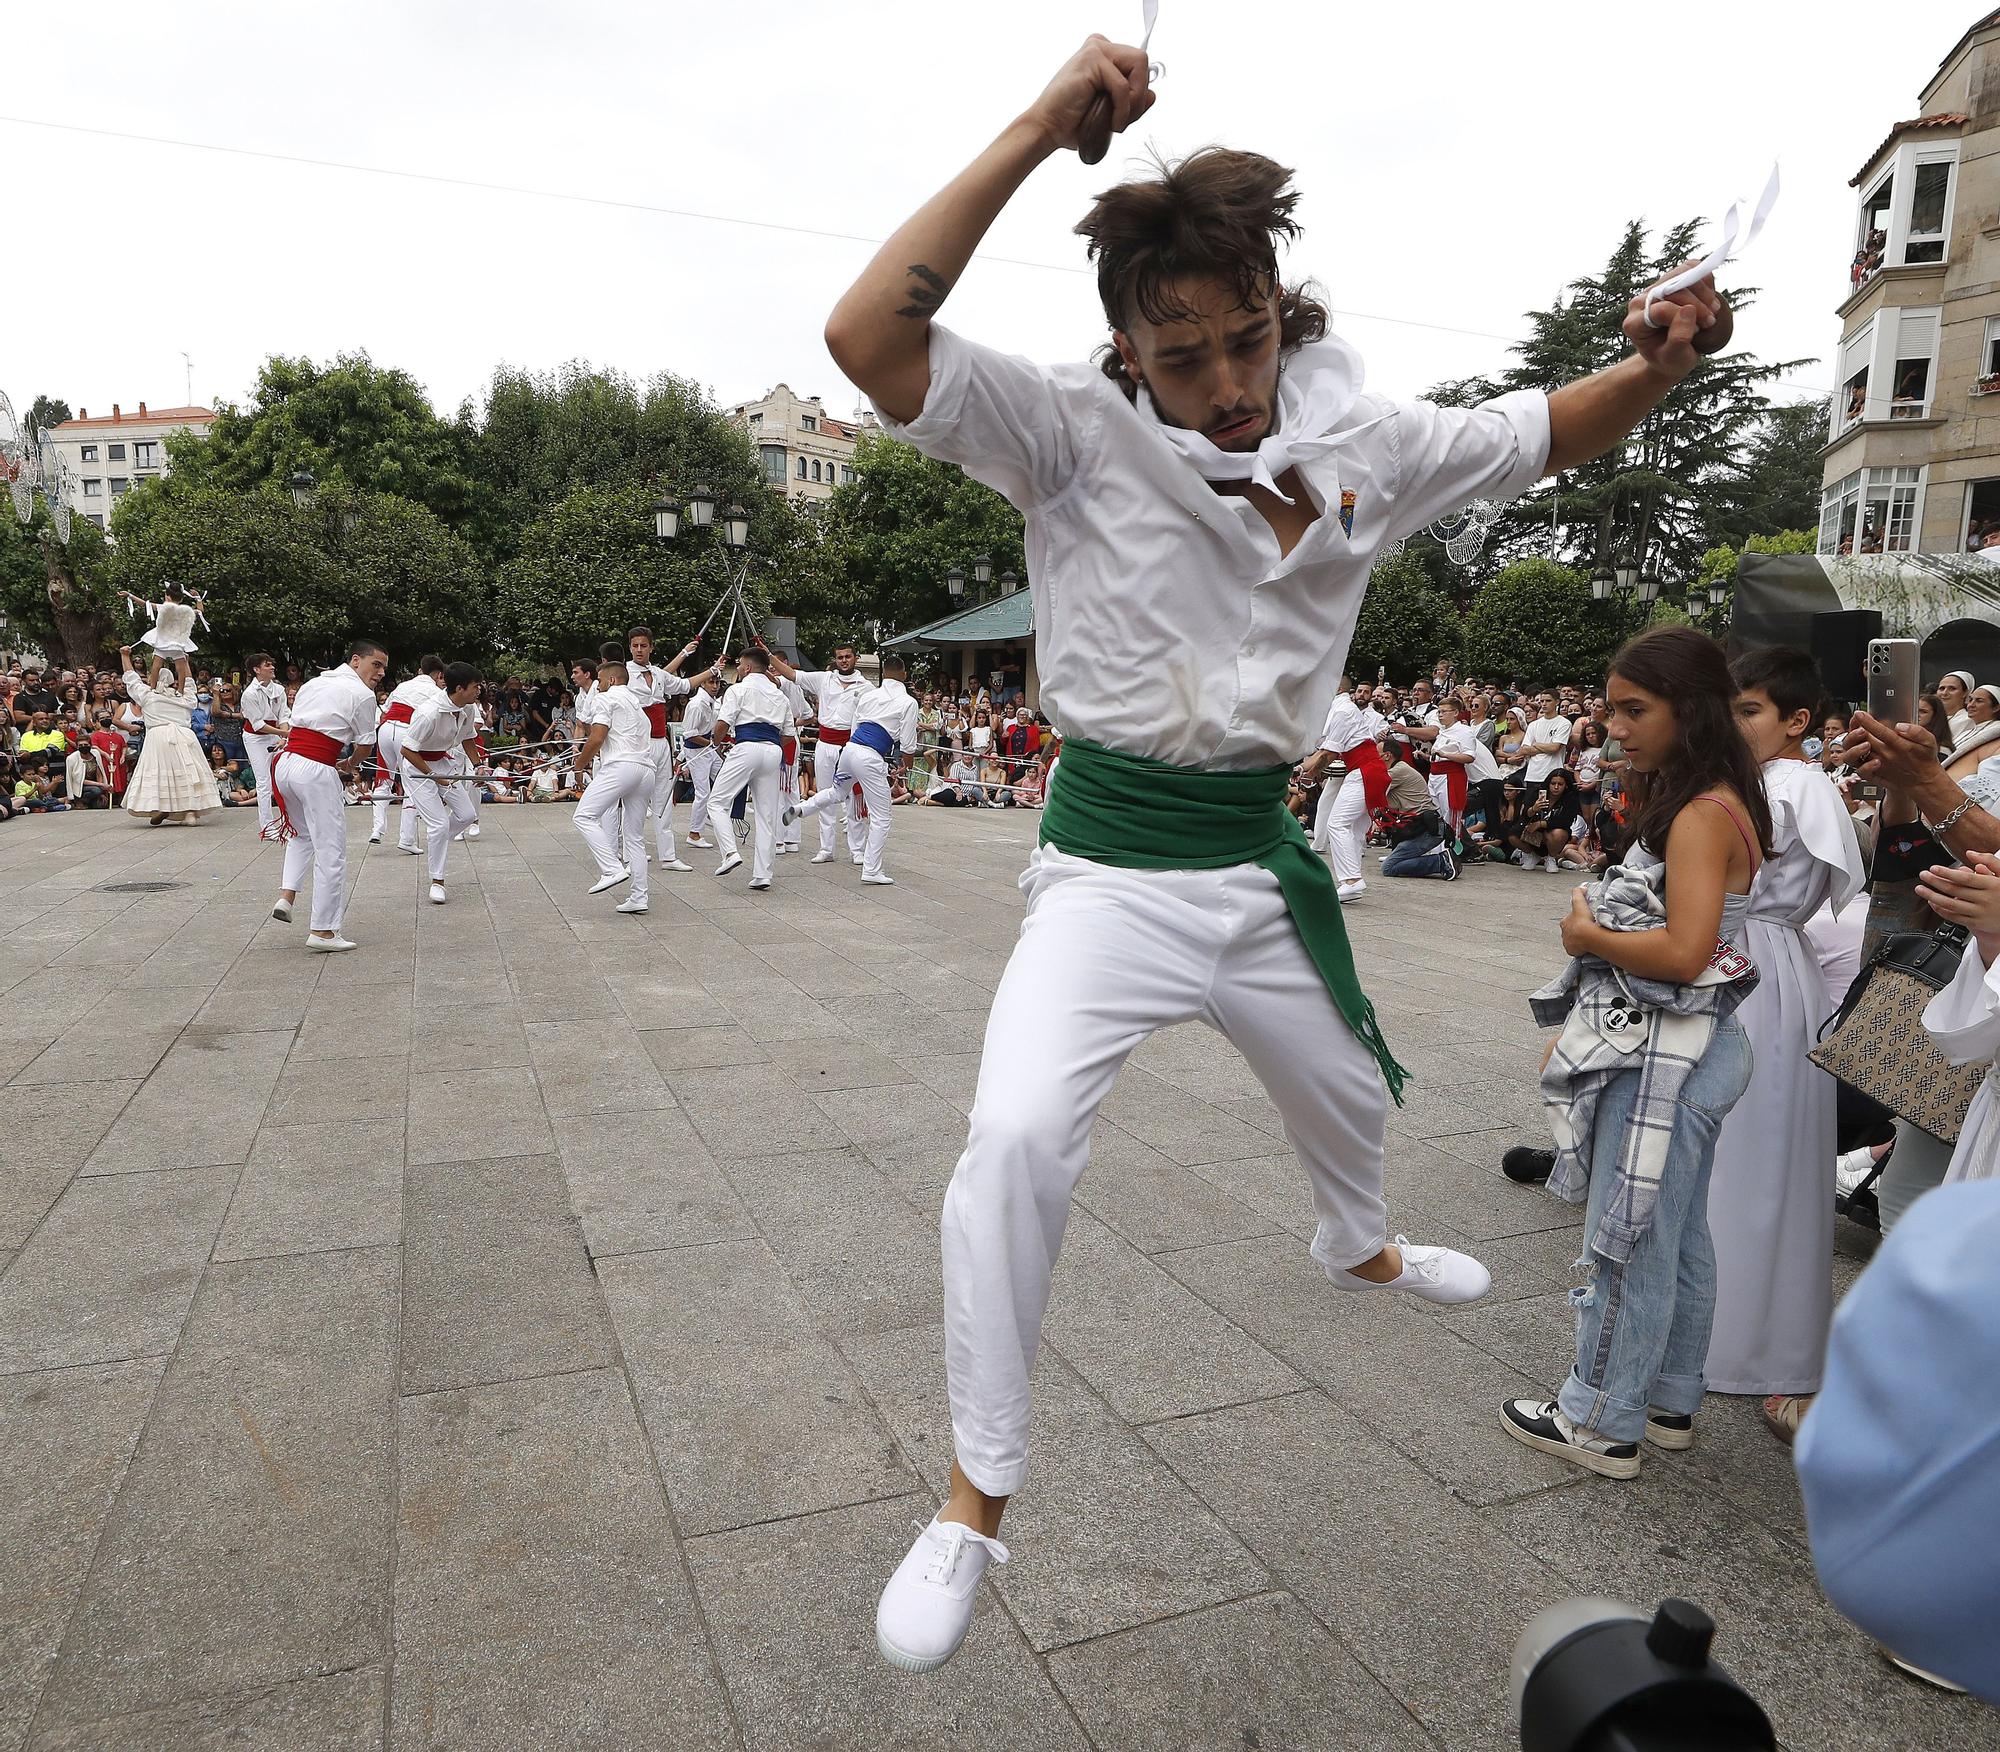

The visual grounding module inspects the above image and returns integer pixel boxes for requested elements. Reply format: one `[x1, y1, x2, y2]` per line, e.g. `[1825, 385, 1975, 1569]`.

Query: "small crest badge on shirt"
[1338, 489, 1357, 538]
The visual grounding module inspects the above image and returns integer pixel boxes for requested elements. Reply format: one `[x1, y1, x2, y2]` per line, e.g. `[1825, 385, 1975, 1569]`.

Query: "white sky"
[7, 1, 1982, 427]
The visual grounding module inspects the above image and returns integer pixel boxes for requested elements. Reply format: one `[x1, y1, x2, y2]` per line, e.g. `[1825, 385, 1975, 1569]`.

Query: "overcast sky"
[8, 2, 1983, 430]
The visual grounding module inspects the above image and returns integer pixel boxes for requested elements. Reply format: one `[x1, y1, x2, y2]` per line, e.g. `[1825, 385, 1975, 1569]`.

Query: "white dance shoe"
[270, 899, 293, 923]
[305, 935, 357, 954]
[862, 872, 895, 886]
[714, 854, 743, 878]
[429, 883, 448, 905]
[588, 868, 630, 895]
[748, 876, 771, 891]
[876, 1517, 1010, 1673]
[1330, 1235, 1491, 1304]
[615, 896, 649, 914]
[659, 857, 693, 872]
[811, 850, 836, 864]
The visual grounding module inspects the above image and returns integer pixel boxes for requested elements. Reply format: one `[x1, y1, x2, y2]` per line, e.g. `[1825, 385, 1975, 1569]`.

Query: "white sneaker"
[811, 850, 836, 864]
[1336, 879, 1367, 904]
[1543, 855, 1560, 873]
[464, 823, 480, 839]
[748, 876, 772, 891]
[1835, 1145, 1880, 1197]
[775, 844, 794, 855]
[714, 853, 743, 878]
[862, 872, 895, 885]
[305, 935, 358, 953]
[429, 882, 448, 905]
[588, 868, 630, 895]
[270, 898, 293, 923]
[852, 855, 864, 866]
[615, 896, 649, 914]
[1330, 1235, 1491, 1304]
[686, 834, 711, 848]
[876, 1517, 1010, 1673]
[659, 857, 693, 872]
[400, 842, 422, 856]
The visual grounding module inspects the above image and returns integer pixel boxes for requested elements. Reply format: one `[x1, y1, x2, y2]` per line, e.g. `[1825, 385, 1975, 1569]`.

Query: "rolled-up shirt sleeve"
[1384, 389, 1551, 545]
[870, 323, 1090, 510]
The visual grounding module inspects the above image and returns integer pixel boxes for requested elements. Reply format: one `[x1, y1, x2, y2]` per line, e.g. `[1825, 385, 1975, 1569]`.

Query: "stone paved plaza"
[0, 802, 1989, 1751]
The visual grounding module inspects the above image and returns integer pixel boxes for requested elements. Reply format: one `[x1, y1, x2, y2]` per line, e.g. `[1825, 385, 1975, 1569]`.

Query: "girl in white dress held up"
[400, 661, 485, 906]
[270, 641, 389, 951]
[119, 646, 220, 826]
[239, 652, 289, 839]
[1703, 648, 1865, 1420]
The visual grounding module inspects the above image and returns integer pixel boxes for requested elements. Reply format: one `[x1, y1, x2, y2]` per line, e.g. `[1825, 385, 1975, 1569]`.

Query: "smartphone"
[1865, 638, 1921, 725]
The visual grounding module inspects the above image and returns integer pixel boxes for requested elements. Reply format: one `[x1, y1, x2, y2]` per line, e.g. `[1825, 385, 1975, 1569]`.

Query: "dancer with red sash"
[625, 626, 715, 873]
[371, 654, 444, 850]
[271, 640, 390, 951]
[1314, 683, 1390, 903]
[767, 643, 868, 865]
[1427, 695, 1477, 842]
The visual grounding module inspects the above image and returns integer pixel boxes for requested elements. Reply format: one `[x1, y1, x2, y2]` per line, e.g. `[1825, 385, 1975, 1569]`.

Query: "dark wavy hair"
[1608, 627, 1773, 860]
[1074, 147, 1329, 398]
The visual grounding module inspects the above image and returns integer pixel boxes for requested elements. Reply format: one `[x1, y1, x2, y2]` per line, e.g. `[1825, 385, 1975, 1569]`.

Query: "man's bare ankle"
[1346, 1244, 1404, 1283]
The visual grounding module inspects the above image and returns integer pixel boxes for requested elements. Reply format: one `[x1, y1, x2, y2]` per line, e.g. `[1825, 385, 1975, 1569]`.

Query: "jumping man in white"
[240, 652, 289, 839]
[372, 655, 444, 851]
[272, 640, 390, 951]
[788, 652, 920, 884]
[829, 34, 1739, 1672]
[769, 643, 869, 865]
[570, 660, 653, 914]
[707, 649, 792, 891]
[400, 661, 485, 905]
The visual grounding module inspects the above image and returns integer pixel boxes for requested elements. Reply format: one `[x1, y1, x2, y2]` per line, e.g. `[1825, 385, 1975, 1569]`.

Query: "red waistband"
[643, 702, 669, 736]
[284, 727, 344, 765]
[382, 702, 415, 724]
[412, 750, 453, 761]
[817, 725, 850, 745]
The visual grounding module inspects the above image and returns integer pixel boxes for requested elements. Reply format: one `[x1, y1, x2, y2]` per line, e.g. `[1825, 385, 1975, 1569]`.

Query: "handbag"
[1809, 923, 1984, 1145]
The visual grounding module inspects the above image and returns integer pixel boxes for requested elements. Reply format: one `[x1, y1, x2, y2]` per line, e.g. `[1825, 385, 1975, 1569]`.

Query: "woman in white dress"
[1915, 846, 2000, 1185]
[121, 580, 208, 688]
[1704, 651, 1866, 1412]
[119, 647, 221, 825]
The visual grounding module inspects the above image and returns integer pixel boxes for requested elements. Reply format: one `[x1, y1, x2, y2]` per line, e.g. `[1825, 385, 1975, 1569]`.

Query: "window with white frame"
[1982, 318, 2000, 389]
[133, 441, 159, 467]
[80, 444, 97, 462]
[1836, 321, 1873, 432]
[1905, 156, 1953, 265]
[1819, 465, 1924, 554]
[1891, 308, 1940, 418]
[81, 478, 102, 498]
[1964, 479, 2000, 550]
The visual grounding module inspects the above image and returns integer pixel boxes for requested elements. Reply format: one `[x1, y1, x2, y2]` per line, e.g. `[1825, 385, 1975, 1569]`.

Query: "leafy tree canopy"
[0, 502, 116, 665]
[24, 396, 72, 442]
[1462, 557, 1633, 686]
[1348, 549, 1462, 683]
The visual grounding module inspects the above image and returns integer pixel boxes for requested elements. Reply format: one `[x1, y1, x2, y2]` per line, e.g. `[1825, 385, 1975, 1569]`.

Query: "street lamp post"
[652, 479, 756, 652]
[289, 468, 316, 509]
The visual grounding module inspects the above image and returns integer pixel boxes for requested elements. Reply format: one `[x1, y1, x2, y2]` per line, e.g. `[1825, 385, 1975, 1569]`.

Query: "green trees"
[1462, 558, 1632, 685]
[23, 397, 72, 442]
[0, 505, 117, 667]
[1347, 549, 1461, 682]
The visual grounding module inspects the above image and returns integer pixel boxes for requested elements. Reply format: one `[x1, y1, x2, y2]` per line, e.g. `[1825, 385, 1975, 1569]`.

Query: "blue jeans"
[1383, 834, 1451, 878]
[1558, 1017, 1753, 1442]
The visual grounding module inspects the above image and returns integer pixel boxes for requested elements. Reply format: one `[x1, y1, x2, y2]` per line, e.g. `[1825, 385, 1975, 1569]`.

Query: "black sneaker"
[1644, 1408, 1695, 1451]
[1439, 846, 1460, 881]
[1500, 1398, 1641, 1479]
[1502, 1145, 1556, 1184]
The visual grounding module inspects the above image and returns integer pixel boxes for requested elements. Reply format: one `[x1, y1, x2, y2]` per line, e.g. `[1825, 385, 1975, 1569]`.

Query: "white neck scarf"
[1138, 334, 1377, 507]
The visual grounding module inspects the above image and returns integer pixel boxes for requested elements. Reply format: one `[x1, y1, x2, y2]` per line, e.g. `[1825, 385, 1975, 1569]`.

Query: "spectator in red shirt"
[89, 711, 130, 798]
[996, 703, 1040, 776]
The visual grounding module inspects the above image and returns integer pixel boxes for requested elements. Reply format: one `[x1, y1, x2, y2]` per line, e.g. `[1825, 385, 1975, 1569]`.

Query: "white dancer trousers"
[646, 740, 680, 862]
[1327, 770, 1372, 886]
[811, 742, 867, 859]
[778, 744, 801, 850]
[370, 722, 418, 847]
[800, 743, 893, 878]
[274, 753, 351, 934]
[1310, 775, 1339, 852]
[944, 849, 1391, 1495]
[573, 759, 650, 906]
[242, 731, 281, 836]
[406, 762, 478, 883]
[708, 741, 780, 884]
[686, 745, 720, 836]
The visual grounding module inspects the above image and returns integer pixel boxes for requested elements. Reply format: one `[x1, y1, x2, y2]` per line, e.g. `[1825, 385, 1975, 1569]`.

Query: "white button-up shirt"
[241, 678, 288, 735]
[381, 673, 440, 721]
[796, 667, 869, 730]
[626, 661, 692, 712]
[719, 673, 793, 734]
[1318, 695, 1383, 757]
[405, 694, 477, 770]
[592, 684, 654, 768]
[291, 664, 380, 747]
[876, 324, 1548, 769]
[853, 677, 921, 753]
[682, 689, 719, 742]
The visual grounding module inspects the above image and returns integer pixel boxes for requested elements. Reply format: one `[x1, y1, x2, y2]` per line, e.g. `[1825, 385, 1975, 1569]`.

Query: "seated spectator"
[1512, 766, 1582, 870]
[207, 743, 257, 806]
[63, 740, 107, 809]
[482, 759, 523, 803]
[14, 753, 68, 811]
[1016, 757, 1046, 808]
[1381, 807, 1458, 881]
[978, 753, 1011, 805]
[920, 751, 985, 807]
[18, 711, 66, 760]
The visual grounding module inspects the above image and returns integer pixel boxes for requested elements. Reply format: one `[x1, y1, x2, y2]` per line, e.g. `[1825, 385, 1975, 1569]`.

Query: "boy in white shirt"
[570, 661, 653, 914]
[707, 650, 792, 890]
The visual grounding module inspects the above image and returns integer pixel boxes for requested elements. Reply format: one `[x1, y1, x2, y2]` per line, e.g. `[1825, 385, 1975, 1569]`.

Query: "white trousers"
[644, 740, 680, 862]
[371, 722, 418, 846]
[686, 745, 720, 835]
[1426, 773, 1459, 835]
[943, 849, 1391, 1494]
[708, 742, 780, 884]
[243, 732, 281, 835]
[1310, 774, 1339, 851]
[573, 759, 650, 905]
[275, 753, 350, 934]
[800, 743, 893, 878]
[811, 741, 867, 859]
[778, 744, 801, 849]
[406, 761, 478, 882]
[1327, 770, 1372, 886]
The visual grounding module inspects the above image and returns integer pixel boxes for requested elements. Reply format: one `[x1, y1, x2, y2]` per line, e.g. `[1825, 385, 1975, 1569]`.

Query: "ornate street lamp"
[288, 467, 316, 508]
[652, 493, 681, 543]
[1708, 580, 1730, 612]
[999, 569, 1021, 595]
[1614, 564, 1639, 597]
[686, 484, 717, 529]
[1589, 565, 1615, 602]
[971, 553, 993, 589]
[722, 502, 751, 550]
[1636, 570, 1662, 606]
[944, 565, 967, 598]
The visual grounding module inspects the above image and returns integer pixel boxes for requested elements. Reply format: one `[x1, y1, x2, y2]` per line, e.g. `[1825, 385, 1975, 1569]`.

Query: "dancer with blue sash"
[706, 649, 792, 891]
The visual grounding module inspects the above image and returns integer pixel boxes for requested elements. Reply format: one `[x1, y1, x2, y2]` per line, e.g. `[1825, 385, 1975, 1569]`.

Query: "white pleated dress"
[1704, 759, 1867, 1396]
[1923, 942, 2000, 1184]
[122, 671, 221, 816]
[135, 597, 201, 658]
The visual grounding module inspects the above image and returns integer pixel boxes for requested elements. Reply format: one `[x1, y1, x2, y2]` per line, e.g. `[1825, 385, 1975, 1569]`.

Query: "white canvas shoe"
[429, 882, 448, 905]
[876, 1517, 1010, 1673]
[686, 834, 711, 848]
[615, 896, 649, 914]
[305, 935, 358, 953]
[714, 854, 743, 878]
[588, 868, 630, 895]
[862, 872, 895, 885]
[1336, 879, 1367, 904]
[400, 842, 422, 856]
[368, 833, 381, 844]
[464, 822, 480, 838]
[659, 857, 693, 872]
[1330, 1235, 1491, 1304]
[781, 805, 798, 826]
[270, 899, 293, 923]
[748, 876, 771, 891]
[811, 850, 836, 864]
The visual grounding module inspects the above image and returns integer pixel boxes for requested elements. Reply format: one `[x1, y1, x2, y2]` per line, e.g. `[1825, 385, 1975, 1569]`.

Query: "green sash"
[1041, 738, 1408, 1104]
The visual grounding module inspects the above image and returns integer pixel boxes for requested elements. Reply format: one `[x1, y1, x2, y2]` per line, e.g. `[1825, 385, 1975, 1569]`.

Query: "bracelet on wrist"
[1924, 794, 1976, 836]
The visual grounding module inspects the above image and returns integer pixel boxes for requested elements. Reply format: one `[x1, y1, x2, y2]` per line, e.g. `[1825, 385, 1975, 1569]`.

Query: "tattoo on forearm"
[895, 263, 950, 320]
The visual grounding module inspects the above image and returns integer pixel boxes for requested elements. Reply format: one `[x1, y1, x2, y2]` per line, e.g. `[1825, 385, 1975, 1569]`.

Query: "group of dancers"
[219, 623, 926, 952]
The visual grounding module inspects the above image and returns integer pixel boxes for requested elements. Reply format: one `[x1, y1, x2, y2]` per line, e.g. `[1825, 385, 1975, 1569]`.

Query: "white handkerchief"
[1644, 163, 1779, 328]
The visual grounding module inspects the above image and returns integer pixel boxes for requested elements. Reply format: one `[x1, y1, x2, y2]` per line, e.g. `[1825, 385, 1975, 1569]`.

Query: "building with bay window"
[1818, 10, 2000, 556]
[728, 383, 878, 504]
[46, 402, 216, 532]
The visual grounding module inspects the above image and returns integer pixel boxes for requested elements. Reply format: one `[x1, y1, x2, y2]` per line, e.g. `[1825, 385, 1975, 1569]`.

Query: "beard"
[1142, 355, 1284, 453]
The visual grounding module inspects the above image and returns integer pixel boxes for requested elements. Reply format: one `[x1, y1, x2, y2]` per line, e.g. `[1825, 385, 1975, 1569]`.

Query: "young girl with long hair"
[1503, 626, 1770, 1478]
